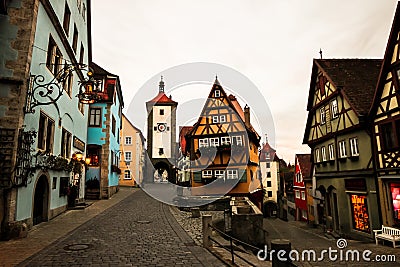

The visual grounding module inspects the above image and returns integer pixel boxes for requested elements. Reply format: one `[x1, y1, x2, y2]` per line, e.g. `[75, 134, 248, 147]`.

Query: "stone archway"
[153, 161, 171, 183]
[33, 175, 49, 225]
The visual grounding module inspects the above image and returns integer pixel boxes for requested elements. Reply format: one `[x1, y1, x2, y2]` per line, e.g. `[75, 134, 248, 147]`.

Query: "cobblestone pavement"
[0, 187, 135, 267]
[170, 207, 270, 267]
[18, 189, 225, 267]
[264, 218, 400, 267]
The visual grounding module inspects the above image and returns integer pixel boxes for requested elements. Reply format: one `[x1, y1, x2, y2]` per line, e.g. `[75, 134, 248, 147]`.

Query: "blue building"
[0, 0, 91, 238]
[85, 62, 124, 199]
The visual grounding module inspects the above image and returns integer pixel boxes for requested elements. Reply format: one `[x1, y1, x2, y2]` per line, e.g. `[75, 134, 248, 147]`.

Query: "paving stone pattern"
[19, 190, 225, 267]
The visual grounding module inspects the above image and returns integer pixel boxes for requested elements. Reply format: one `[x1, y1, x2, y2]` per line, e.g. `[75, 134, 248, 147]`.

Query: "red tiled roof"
[179, 126, 193, 155]
[296, 154, 312, 180]
[147, 92, 177, 104]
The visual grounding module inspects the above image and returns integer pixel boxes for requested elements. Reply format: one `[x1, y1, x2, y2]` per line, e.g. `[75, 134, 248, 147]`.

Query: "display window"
[350, 194, 370, 233]
[390, 183, 400, 226]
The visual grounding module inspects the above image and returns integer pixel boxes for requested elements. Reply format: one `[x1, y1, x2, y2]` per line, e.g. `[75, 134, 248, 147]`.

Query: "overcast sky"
[91, 0, 398, 163]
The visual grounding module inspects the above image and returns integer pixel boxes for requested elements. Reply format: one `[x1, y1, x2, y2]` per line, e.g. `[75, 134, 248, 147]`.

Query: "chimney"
[244, 105, 250, 128]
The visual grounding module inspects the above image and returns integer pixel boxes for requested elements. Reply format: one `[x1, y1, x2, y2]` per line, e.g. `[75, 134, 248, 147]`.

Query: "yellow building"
[119, 114, 145, 187]
[186, 78, 262, 206]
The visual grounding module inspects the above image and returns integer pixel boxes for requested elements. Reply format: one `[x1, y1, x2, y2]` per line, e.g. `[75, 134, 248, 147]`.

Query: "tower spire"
[159, 76, 165, 93]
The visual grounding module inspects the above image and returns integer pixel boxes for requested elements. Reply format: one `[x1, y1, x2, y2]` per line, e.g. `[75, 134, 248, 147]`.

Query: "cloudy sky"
[91, 0, 398, 163]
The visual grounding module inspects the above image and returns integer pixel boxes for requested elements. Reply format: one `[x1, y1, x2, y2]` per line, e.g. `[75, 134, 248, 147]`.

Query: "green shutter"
[193, 172, 202, 183]
[239, 170, 247, 183]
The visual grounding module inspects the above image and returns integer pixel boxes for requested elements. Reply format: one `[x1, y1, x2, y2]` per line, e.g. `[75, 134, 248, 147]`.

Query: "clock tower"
[146, 77, 178, 183]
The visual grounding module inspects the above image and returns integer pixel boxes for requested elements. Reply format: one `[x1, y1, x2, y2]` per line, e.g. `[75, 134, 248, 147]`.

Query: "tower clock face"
[157, 123, 167, 132]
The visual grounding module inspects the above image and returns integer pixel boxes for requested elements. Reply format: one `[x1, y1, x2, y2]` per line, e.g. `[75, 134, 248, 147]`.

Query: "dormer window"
[215, 90, 220, 97]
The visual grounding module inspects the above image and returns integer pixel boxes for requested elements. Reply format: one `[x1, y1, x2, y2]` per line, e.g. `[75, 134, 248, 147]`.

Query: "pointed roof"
[296, 154, 312, 180]
[187, 77, 260, 144]
[259, 142, 279, 162]
[146, 77, 177, 104]
[312, 59, 382, 115]
[370, 2, 400, 116]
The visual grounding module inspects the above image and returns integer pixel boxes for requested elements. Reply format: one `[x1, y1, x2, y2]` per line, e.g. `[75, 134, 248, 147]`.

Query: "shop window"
[59, 177, 69, 197]
[390, 183, 400, 226]
[87, 147, 100, 166]
[350, 194, 370, 233]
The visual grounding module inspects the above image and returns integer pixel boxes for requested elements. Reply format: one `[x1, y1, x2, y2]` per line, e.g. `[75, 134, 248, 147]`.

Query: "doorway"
[33, 175, 49, 225]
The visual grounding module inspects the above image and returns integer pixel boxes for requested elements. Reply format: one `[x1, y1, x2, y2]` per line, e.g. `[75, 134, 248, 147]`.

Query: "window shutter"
[193, 172, 202, 183]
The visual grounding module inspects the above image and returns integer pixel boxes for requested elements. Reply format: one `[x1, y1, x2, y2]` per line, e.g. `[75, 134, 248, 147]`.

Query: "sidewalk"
[0, 187, 138, 267]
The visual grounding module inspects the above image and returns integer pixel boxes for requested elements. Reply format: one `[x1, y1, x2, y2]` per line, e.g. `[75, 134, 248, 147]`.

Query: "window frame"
[125, 136, 132, 145]
[331, 99, 339, 119]
[227, 169, 238, 179]
[215, 170, 225, 179]
[209, 137, 219, 147]
[89, 108, 102, 127]
[349, 137, 359, 157]
[219, 115, 226, 123]
[301, 191, 306, 200]
[212, 116, 219, 123]
[199, 138, 209, 148]
[315, 148, 320, 163]
[221, 136, 231, 145]
[328, 143, 335, 161]
[320, 107, 326, 125]
[215, 90, 220, 97]
[295, 190, 300, 199]
[63, 2, 71, 36]
[202, 170, 213, 178]
[124, 151, 132, 162]
[124, 170, 131, 180]
[338, 140, 347, 158]
[60, 128, 72, 159]
[321, 146, 327, 162]
[37, 112, 55, 153]
[232, 136, 243, 146]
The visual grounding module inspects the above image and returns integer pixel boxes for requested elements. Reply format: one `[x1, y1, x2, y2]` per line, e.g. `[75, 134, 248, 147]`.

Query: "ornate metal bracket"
[13, 129, 36, 187]
[24, 63, 87, 114]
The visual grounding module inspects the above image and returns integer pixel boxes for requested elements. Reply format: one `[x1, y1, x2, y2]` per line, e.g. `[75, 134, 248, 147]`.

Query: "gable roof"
[296, 154, 312, 180]
[147, 92, 177, 104]
[313, 59, 382, 116]
[146, 78, 177, 105]
[259, 141, 279, 162]
[122, 114, 145, 143]
[370, 2, 400, 116]
[90, 62, 124, 107]
[187, 78, 260, 144]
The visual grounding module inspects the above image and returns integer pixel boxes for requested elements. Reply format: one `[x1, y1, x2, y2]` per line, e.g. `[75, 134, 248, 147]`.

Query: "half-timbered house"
[186, 78, 262, 205]
[303, 58, 382, 238]
[370, 2, 400, 229]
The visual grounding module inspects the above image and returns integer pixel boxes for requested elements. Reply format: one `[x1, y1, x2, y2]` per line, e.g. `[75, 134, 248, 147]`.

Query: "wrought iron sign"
[25, 63, 103, 113]
[13, 129, 36, 187]
[77, 70, 103, 104]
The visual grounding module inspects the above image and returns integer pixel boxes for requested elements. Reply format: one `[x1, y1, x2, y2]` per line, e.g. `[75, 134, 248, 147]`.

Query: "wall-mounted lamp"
[77, 69, 103, 104]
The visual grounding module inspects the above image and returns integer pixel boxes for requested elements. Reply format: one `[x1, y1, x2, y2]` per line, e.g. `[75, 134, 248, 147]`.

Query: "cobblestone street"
[14, 189, 224, 267]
